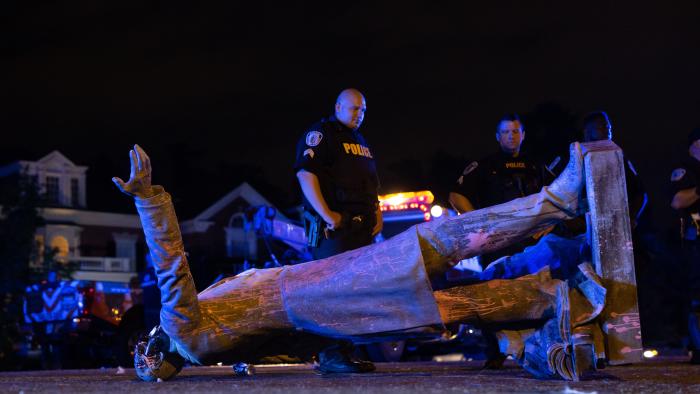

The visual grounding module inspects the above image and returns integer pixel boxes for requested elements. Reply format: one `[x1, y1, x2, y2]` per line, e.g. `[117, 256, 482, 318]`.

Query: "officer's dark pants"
[683, 241, 700, 354]
[312, 227, 374, 260]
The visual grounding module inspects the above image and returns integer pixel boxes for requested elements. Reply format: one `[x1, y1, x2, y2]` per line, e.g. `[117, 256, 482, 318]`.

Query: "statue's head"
[134, 325, 185, 382]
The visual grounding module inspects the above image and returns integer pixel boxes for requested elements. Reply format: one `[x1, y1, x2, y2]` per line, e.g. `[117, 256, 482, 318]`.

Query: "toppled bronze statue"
[114, 143, 605, 382]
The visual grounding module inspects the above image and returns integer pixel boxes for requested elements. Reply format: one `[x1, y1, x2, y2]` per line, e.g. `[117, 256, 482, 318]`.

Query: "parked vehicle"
[22, 277, 141, 368]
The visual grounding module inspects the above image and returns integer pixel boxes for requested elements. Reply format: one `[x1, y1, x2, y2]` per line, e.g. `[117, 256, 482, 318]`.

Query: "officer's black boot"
[316, 341, 376, 374]
[691, 350, 700, 365]
[482, 329, 507, 369]
[689, 301, 700, 364]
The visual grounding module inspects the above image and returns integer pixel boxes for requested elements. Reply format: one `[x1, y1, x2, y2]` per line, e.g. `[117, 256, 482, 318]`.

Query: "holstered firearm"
[303, 209, 323, 248]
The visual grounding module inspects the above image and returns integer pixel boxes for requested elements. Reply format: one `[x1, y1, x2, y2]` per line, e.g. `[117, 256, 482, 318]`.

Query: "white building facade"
[0, 151, 143, 283]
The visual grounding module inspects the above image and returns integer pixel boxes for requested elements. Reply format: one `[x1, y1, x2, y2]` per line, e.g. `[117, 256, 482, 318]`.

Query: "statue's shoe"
[543, 142, 584, 217]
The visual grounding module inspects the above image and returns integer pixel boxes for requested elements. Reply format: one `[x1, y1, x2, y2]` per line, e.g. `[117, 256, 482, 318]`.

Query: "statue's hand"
[112, 144, 155, 199]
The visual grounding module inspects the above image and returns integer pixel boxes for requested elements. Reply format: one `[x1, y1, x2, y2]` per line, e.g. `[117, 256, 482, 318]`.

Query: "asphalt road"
[1, 357, 698, 393]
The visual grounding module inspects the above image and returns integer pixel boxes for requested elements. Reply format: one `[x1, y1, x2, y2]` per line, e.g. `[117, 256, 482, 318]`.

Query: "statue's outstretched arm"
[113, 145, 202, 341]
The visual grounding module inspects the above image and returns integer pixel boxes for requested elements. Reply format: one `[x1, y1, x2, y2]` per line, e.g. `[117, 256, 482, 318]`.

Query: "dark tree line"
[0, 174, 70, 370]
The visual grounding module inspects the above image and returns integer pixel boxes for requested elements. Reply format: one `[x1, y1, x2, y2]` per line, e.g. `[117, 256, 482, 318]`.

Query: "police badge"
[671, 168, 686, 182]
[306, 130, 323, 147]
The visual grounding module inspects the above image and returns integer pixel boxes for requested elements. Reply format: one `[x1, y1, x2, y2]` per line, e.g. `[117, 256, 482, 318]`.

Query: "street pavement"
[0, 357, 698, 393]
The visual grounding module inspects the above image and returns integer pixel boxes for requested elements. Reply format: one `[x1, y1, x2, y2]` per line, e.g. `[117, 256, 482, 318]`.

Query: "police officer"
[542, 111, 650, 240]
[670, 127, 700, 364]
[450, 114, 542, 214]
[448, 113, 545, 369]
[582, 111, 647, 227]
[294, 89, 381, 373]
[295, 88, 382, 260]
[449, 114, 545, 256]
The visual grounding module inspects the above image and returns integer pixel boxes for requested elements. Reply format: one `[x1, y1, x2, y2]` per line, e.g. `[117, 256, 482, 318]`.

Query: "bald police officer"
[294, 89, 382, 373]
[295, 88, 382, 260]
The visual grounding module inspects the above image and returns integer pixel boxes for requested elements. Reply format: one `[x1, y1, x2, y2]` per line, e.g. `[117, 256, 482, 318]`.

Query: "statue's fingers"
[129, 149, 138, 179]
[135, 144, 151, 174]
[144, 154, 151, 175]
[112, 177, 127, 192]
[134, 145, 144, 172]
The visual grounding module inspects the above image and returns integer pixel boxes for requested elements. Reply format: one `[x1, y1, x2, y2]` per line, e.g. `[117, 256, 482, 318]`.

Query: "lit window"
[50, 235, 70, 260]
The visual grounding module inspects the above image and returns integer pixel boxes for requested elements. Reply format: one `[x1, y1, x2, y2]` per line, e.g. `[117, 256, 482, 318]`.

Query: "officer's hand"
[325, 211, 343, 230]
[112, 144, 155, 199]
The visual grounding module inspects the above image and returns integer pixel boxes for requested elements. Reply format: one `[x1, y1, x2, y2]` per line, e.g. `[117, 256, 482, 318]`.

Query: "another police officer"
[295, 88, 382, 260]
[582, 111, 647, 227]
[669, 128, 700, 365]
[294, 88, 382, 373]
[449, 114, 545, 264]
[448, 113, 545, 369]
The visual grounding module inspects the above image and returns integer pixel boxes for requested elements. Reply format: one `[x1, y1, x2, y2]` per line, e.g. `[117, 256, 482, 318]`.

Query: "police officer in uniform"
[295, 88, 382, 260]
[294, 88, 382, 373]
[448, 113, 546, 369]
[670, 127, 700, 364]
[549, 111, 650, 239]
[582, 111, 647, 227]
[449, 114, 545, 264]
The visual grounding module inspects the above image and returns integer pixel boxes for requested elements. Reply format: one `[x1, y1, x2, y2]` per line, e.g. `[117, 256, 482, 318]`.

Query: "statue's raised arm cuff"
[134, 185, 169, 208]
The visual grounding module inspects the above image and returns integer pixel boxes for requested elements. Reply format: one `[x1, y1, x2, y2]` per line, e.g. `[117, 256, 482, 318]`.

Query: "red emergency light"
[378, 190, 434, 212]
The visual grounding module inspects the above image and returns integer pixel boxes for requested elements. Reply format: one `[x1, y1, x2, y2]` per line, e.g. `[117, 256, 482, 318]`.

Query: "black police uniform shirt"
[670, 154, 700, 240]
[452, 151, 542, 209]
[620, 156, 647, 223]
[294, 115, 379, 216]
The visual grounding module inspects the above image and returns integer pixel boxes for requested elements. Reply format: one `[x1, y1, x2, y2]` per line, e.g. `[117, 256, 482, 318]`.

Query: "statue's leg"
[433, 267, 568, 378]
[433, 267, 559, 325]
[417, 142, 584, 280]
[434, 262, 606, 381]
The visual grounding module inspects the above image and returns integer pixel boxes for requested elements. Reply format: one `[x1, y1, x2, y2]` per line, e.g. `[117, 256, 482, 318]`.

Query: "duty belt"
[341, 212, 373, 233]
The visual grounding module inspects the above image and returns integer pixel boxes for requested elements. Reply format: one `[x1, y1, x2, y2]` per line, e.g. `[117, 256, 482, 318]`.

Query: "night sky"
[4, 2, 700, 233]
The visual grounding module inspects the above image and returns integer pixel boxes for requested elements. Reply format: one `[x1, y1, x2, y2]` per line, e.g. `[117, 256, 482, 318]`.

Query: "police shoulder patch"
[671, 168, 686, 182]
[305, 130, 323, 147]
